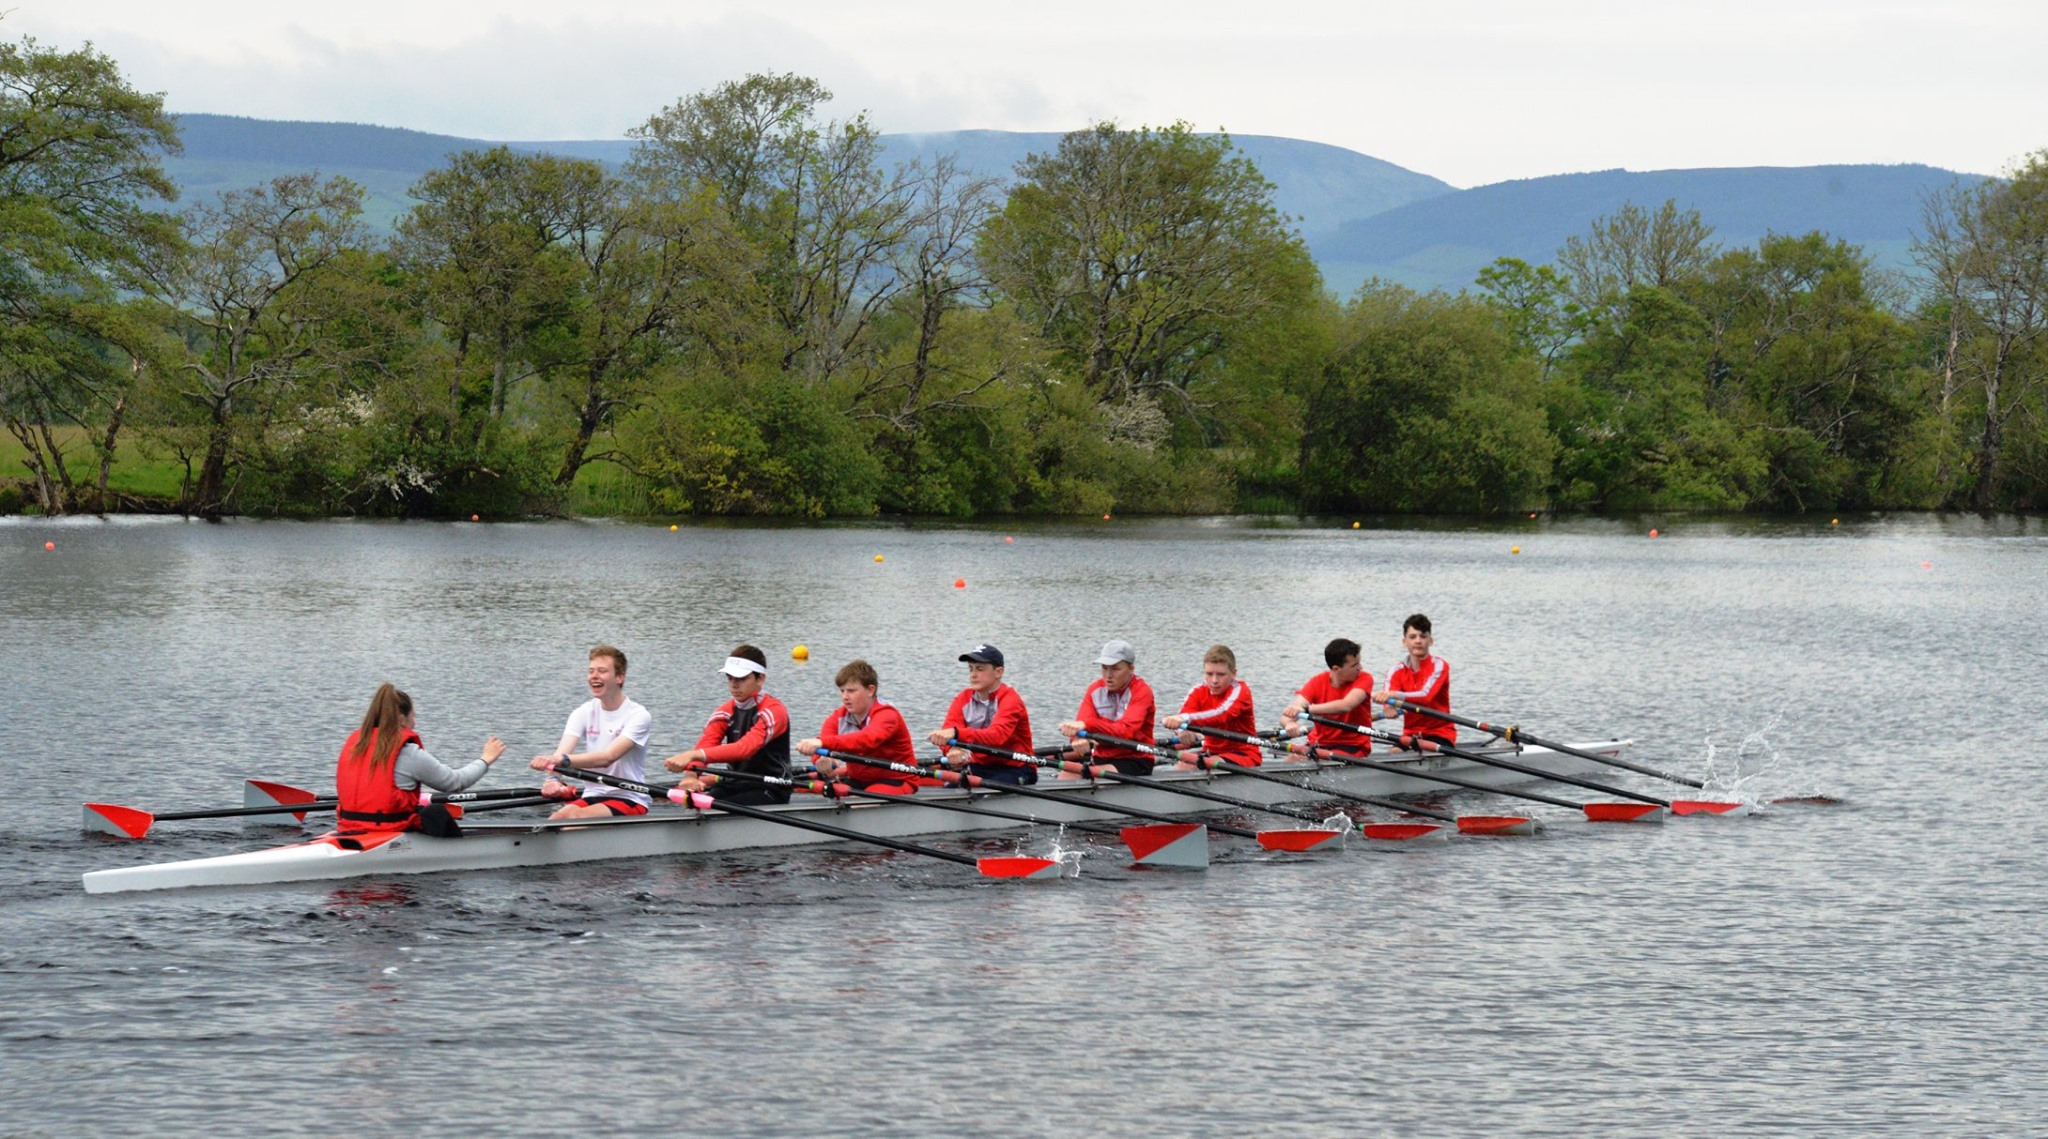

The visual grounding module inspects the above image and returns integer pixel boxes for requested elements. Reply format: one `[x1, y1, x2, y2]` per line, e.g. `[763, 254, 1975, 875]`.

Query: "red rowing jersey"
[817, 699, 928, 786]
[1383, 655, 1452, 743]
[1296, 668, 1375, 754]
[1177, 681, 1261, 765]
[1075, 677, 1156, 764]
[943, 683, 1034, 767]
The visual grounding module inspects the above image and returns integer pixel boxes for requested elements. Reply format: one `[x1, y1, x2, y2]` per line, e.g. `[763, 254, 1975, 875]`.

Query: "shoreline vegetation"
[4, 33, 2046, 522]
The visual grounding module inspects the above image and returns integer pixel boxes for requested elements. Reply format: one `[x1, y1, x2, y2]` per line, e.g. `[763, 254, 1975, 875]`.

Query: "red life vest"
[336, 727, 424, 832]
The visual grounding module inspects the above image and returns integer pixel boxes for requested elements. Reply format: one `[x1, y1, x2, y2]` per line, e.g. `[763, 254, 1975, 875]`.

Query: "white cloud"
[4, 0, 2040, 185]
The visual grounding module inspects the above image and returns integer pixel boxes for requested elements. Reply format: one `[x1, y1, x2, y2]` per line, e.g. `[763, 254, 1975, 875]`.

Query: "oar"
[1169, 723, 1537, 837]
[949, 738, 1346, 851]
[82, 785, 549, 840]
[1080, 728, 1450, 840]
[1331, 709, 1750, 818]
[535, 764, 1067, 879]
[816, 747, 1219, 868]
[1302, 713, 1684, 821]
[1382, 696, 1712, 790]
[1270, 733, 1611, 824]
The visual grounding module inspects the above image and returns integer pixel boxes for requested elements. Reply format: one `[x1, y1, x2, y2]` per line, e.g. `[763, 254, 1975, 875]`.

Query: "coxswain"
[1163, 644, 1262, 769]
[1057, 639, 1156, 777]
[928, 644, 1037, 785]
[1373, 613, 1454, 751]
[797, 659, 924, 794]
[338, 683, 505, 835]
[663, 645, 792, 806]
[1280, 637, 1377, 756]
[529, 645, 654, 819]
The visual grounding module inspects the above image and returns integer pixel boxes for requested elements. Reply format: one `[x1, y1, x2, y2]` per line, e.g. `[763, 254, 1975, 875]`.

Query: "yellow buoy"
[792, 645, 810, 661]
[874, 554, 884, 562]
[1351, 521, 1360, 529]
[1511, 546, 1521, 555]
[669, 524, 678, 532]
[1830, 518, 1839, 525]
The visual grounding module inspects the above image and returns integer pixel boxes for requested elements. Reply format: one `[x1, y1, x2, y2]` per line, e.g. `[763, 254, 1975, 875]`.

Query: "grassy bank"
[0, 428, 187, 510]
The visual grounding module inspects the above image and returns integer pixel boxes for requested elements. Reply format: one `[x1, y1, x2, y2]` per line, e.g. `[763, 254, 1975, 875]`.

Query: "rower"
[1279, 638, 1377, 757]
[1373, 613, 1454, 751]
[1057, 639, 1156, 777]
[530, 645, 654, 819]
[662, 645, 793, 806]
[928, 644, 1037, 785]
[797, 659, 924, 794]
[338, 683, 506, 835]
[1163, 644, 1262, 769]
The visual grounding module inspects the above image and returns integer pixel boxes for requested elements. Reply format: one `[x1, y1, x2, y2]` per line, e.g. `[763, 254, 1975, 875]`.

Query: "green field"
[0, 427, 188, 507]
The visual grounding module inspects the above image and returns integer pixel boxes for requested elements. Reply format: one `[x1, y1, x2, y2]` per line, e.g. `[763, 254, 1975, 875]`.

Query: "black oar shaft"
[153, 784, 543, 823]
[1075, 730, 1345, 825]
[549, 764, 979, 867]
[1306, 714, 1668, 807]
[1292, 739, 1587, 811]
[818, 748, 1248, 837]
[1173, 724, 1456, 821]
[1386, 697, 1707, 789]
[962, 737, 1335, 826]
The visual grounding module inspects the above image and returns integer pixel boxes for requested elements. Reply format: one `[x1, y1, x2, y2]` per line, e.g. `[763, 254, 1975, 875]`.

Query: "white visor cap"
[719, 656, 767, 678]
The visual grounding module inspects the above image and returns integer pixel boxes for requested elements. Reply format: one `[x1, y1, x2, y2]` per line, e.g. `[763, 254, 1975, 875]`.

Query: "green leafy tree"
[0, 31, 179, 513]
[1916, 151, 2048, 511]
[627, 73, 919, 382]
[979, 122, 1321, 418]
[140, 174, 372, 516]
[1300, 285, 1555, 512]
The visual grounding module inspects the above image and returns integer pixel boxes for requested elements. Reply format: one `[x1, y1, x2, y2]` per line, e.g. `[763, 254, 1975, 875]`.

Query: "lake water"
[1, 513, 2043, 1136]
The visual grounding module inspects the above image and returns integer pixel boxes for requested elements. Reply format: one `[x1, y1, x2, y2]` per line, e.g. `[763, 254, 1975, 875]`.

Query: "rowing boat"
[81, 738, 1633, 894]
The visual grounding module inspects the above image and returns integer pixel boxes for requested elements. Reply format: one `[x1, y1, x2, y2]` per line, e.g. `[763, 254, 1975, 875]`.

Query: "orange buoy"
[1004, 536, 1014, 544]
[43, 541, 54, 551]
[470, 514, 479, 522]
[953, 578, 966, 589]
[1649, 528, 1660, 538]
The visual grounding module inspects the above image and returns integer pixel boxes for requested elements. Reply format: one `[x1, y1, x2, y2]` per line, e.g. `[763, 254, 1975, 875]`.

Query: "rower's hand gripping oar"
[1301, 713, 1675, 822]
[537, 760, 1068, 879]
[948, 738, 1344, 852]
[1169, 722, 1537, 838]
[1382, 696, 1736, 804]
[816, 747, 1217, 868]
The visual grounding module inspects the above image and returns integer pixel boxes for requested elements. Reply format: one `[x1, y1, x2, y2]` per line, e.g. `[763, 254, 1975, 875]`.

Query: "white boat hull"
[82, 740, 1635, 894]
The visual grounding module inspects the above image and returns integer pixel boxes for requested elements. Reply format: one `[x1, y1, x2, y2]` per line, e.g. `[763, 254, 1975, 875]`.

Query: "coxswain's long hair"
[349, 683, 415, 772]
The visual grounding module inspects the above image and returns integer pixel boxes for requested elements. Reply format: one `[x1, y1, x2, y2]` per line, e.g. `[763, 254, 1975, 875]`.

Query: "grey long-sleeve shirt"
[393, 742, 490, 795]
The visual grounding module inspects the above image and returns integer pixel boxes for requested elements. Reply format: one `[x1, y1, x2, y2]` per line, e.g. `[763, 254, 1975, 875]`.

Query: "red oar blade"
[245, 779, 322, 825]
[1120, 823, 1210, 869]
[975, 856, 1067, 879]
[1359, 822, 1444, 841]
[1455, 815, 1540, 837]
[1256, 828, 1346, 853]
[1671, 799, 1752, 818]
[1583, 802, 1666, 823]
[82, 803, 154, 839]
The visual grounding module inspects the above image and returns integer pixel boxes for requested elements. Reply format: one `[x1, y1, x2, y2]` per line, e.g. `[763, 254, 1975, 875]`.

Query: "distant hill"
[1318, 164, 1989, 294]
[162, 115, 1985, 295]
[164, 114, 1454, 247]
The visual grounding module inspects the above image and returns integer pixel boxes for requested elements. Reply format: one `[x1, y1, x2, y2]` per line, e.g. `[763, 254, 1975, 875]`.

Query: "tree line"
[4, 33, 2045, 519]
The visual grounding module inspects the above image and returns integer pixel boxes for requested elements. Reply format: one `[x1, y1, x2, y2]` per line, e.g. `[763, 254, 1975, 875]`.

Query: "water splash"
[1696, 714, 1836, 807]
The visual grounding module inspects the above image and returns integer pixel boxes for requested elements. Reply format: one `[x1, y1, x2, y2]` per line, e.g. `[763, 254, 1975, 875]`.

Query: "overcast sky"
[7, 1, 2038, 187]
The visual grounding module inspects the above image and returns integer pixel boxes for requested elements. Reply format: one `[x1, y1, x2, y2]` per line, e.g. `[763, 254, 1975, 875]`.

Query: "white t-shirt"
[563, 697, 653, 806]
